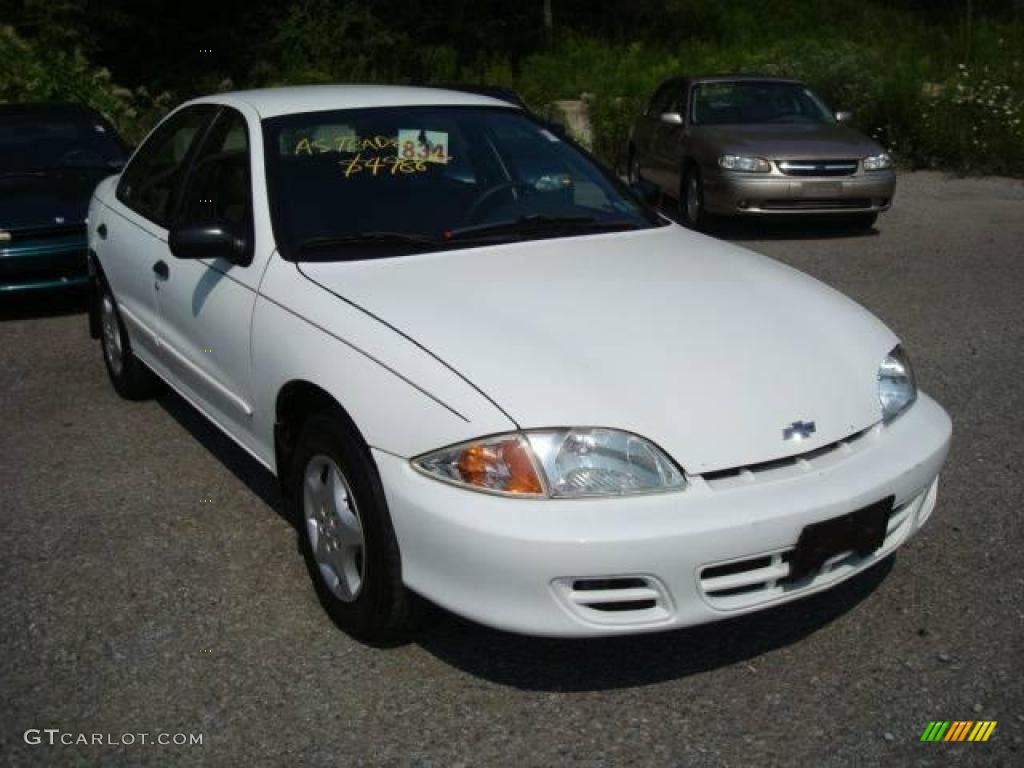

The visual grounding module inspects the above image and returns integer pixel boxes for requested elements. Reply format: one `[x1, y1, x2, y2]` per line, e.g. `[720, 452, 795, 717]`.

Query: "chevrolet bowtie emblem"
[783, 420, 816, 441]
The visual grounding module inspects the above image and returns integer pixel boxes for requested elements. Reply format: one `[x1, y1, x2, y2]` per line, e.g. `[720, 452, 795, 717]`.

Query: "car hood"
[695, 123, 881, 161]
[0, 169, 110, 232]
[300, 225, 897, 473]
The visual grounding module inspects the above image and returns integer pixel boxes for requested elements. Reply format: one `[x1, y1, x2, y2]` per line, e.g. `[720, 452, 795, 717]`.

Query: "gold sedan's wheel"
[685, 171, 703, 228]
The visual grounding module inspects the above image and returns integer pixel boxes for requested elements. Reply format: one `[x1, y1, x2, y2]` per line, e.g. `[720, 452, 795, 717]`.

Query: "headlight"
[863, 153, 893, 171]
[878, 345, 917, 422]
[413, 428, 686, 498]
[719, 154, 771, 173]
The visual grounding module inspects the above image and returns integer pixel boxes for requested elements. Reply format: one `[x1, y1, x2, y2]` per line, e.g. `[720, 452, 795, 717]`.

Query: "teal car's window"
[0, 117, 124, 172]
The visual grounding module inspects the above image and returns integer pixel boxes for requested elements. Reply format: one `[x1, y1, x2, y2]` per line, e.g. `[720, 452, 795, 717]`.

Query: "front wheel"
[292, 411, 408, 641]
[98, 277, 157, 400]
[849, 212, 879, 230]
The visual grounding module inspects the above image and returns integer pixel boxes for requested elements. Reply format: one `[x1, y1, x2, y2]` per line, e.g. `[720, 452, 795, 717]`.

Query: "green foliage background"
[2, 0, 1022, 175]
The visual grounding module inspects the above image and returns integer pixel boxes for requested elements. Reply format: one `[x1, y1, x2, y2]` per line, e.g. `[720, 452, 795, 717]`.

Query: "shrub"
[268, 0, 403, 84]
[0, 25, 170, 144]
[502, 24, 1024, 177]
[588, 94, 645, 174]
[919, 65, 1024, 174]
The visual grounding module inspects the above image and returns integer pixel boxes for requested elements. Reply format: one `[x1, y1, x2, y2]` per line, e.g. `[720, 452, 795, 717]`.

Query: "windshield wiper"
[444, 214, 640, 242]
[0, 167, 112, 179]
[298, 231, 443, 256]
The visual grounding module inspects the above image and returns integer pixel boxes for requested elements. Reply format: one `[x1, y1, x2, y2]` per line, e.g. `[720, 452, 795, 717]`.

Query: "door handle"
[153, 260, 169, 280]
[96, 223, 107, 239]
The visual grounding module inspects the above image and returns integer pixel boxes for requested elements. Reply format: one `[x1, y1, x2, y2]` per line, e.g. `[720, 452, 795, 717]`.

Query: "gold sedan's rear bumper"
[703, 169, 896, 215]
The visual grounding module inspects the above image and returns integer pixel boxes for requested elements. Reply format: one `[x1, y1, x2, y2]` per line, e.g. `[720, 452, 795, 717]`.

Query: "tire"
[681, 165, 710, 231]
[627, 147, 641, 184]
[850, 212, 879, 230]
[291, 410, 408, 642]
[98, 276, 157, 400]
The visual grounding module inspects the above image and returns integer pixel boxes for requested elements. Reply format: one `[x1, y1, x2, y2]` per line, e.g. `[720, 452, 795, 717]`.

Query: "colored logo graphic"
[920, 721, 997, 742]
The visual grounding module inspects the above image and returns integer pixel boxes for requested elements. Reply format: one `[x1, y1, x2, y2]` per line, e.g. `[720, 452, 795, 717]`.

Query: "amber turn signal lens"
[456, 438, 543, 495]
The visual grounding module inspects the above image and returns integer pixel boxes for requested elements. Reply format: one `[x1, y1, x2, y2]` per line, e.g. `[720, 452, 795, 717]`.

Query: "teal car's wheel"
[98, 278, 156, 400]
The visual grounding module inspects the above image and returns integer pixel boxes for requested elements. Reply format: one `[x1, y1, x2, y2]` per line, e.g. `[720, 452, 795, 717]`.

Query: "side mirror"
[835, 110, 854, 123]
[659, 112, 684, 126]
[631, 178, 660, 206]
[169, 224, 248, 263]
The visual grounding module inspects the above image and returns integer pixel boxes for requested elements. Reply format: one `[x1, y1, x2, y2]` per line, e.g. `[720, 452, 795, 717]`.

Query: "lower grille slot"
[553, 575, 672, 626]
[701, 556, 772, 580]
[760, 198, 872, 211]
[584, 599, 658, 612]
[572, 577, 647, 591]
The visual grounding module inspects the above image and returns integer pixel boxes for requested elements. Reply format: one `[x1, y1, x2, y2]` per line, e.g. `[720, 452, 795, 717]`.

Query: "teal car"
[1, 103, 127, 294]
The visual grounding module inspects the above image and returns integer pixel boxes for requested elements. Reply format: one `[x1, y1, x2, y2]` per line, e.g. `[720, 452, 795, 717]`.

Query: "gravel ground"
[1, 171, 1022, 767]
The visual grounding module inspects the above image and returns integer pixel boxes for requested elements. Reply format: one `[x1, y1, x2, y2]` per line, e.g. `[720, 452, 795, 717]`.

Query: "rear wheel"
[681, 165, 710, 231]
[627, 148, 641, 185]
[292, 411, 408, 642]
[98, 277, 157, 400]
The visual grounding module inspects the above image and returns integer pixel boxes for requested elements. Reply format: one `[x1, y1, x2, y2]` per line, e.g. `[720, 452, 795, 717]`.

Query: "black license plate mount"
[789, 497, 894, 579]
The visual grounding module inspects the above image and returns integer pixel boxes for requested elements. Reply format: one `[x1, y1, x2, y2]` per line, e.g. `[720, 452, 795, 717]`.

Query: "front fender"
[251, 256, 517, 471]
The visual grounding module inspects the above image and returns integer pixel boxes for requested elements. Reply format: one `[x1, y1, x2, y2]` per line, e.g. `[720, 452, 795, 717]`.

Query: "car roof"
[186, 85, 520, 119]
[429, 84, 527, 108]
[0, 102, 110, 121]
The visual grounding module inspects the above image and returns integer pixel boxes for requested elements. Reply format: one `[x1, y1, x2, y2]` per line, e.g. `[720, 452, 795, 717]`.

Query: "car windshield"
[0, 115, 126, 172]
[692, 82, 834, 126]
[263, 106, 661, 260]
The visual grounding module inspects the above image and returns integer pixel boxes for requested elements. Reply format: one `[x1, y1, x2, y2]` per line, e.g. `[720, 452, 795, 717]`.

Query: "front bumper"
[703, 168, 896, 216]
[376, 393, 951, 637]
[0, 235, 89, 294]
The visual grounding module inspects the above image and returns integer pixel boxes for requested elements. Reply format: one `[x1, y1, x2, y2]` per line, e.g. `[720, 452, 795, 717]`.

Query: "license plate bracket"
[802, 181, 843, 197]
[789, 497, 893, 579]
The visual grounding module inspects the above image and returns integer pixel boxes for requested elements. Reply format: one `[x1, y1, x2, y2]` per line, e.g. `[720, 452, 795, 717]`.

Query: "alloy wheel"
[100, 293, 123, 376]
[303, 454, 366, 602]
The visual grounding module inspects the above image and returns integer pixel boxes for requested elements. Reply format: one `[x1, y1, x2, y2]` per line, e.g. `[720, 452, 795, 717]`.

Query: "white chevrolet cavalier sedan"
[87, 86, 951, 639]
